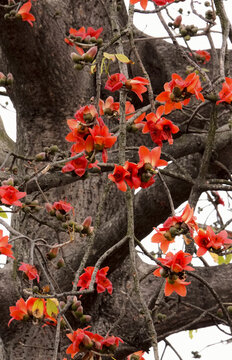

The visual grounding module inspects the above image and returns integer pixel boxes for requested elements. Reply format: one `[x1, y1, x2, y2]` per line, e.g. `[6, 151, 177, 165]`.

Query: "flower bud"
[71, 52, 82, 63]
[0, 72, 6, 86]
[35, 152, 46, 161]
[75, 305, 83, 315]
[45, 203, 53, 213]
[84, 46, 98, 62]
[82, 334, 93, 348]
[6, 73, 13, 85]
[173, 15, 182, 28]
[74, 63, 84, 71]
[57, 258, 65, 269]
[47, 246, 59, 260]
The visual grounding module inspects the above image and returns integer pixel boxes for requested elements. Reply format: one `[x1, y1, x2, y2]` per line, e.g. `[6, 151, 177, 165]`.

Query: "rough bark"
[0, 1, 232, 360]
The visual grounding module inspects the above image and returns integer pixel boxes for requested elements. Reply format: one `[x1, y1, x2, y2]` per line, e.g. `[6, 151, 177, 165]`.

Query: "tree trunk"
[0, 1, 232, 359]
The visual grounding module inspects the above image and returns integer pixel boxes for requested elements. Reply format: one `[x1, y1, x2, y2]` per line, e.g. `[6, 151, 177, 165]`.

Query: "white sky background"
[1, 0, 232, 359]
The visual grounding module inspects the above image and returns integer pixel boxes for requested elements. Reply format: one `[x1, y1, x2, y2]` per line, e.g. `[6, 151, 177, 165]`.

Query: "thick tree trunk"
[0, 1, 232, 359]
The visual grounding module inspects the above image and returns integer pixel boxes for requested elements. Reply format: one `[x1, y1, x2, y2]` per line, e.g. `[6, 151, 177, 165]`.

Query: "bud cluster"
[0, 72, 13, 86]
[69, 296, 92, 323]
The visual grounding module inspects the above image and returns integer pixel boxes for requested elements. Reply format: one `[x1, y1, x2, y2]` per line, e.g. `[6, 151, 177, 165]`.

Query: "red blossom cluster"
[152, 204, 198, 253]
[154, 250, 194, 296]
[62, 105, 117, 174]
[108, 146, 167, 192]
[77, 266, 113, 294]
[216, 77, 232, 104]
[156, 72, 204, 114]
[142, 105, 179, 146]
[0, 230, 14, 259]
[105, 73, 149, 102]
[17, 1, 35, 27]
[18, 262, 39, 282]
[66, 326, 123, 358]
[194, 226, 232, 257]
[129, 0, 174, 11]
[0, 185, 26, 207]
[8, 297, 58, 327]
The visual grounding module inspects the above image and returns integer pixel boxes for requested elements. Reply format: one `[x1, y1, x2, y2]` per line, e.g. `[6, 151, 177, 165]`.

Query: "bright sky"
[1, 0, 232, 358]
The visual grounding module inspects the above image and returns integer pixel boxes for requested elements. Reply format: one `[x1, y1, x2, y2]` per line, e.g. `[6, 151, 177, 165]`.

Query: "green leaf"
[32, 299, 44, 318]
[218, 256, 225, 265]
[189, 330, 193, 339]
[46, 298, 58, 317]
[0, 207, 7, 219]
[225, 254, 232, 264]
[103, 52, 116, 62]
[115, 53, 134, 64]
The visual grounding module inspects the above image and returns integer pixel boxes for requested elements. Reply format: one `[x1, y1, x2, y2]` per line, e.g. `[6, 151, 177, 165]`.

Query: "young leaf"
[115, 53, 134, 64]
[0, 207, 7, 219]
[103, 52, 116, 62]
[32, 299, 44, 318]
[46, 298, 58, 317]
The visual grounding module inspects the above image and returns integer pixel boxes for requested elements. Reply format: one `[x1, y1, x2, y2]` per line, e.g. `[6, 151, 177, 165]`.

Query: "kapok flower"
[154, 251, 193, 296]
[88, 123, 117, 163]
[125, 77, 149, 101]
[127, 351, 145, 360]
[195, 50, 211, 64]
[108, 165, 130, 192]
[154, 251, 194, 275]
[143, 106, 179, 146]
[100, 335, 124, 349]
[19, 262, 40, 282]
[194, 226, 232, 257]
[138, 146, 168, 188]
[0, 185, 26, 207]
[105, 73, 127, 92]
[152, 204, 197, 253]
[124, 161, 141, 189]
[17, 1, 35, 27]
[62, 154, 99, 177]
[164, 278, 191, 297]
[8, 298, 29, 326]
[211, 191, 224, 206]
[129, 0, 174, 10]
[216, 77, 232, 105]
[52, 200, 74, 214]
[99, 96, 120, 116]
[0, 230, 14, 259]
[66, 328, 93, 358]
[156, 73, 204, 114]
[77, 266, 113, 294]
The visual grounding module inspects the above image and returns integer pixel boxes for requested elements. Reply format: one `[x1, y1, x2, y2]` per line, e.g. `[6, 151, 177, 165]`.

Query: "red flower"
[0, 230, 14, 259]
[125, 77, 149, 102]
[65, 26, 103, 44]
[88, 124, 117, 163]
[100, 335, 124, 349]
[52, 200, 74, 214]
[96, 267, 113, 295]
[75, 105, 98, 123]
[108, 165, 130, 192]
[138, 146, 168, 188]
[0, 185, 26, 207]
[143, 106, 179, 146]
[164, 278, 191, 297]
[66, 328, 93, 358]
[19, 262, 40, 282]
[77, 266, 113, 294]
[156, 73, 204, 114]
[211, 191, 224, 206]
[194, 226, 232, 257]
[105, 73, 127, 92]
[62, 154, 99, 177]
[8, 298, 29, 326]
[216, 77, 232, 104]
[129, 0, 174, 9]
[154, 251, 194, 275]
[127, 351, 145, 360]
[99, 96, 120, 116]
[130, 0, 148, 10]
[17, 1, 35, 27]
[152, 204, 197, 253]
[195, 50, 211, 64]
[124, 161, 141, 189]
